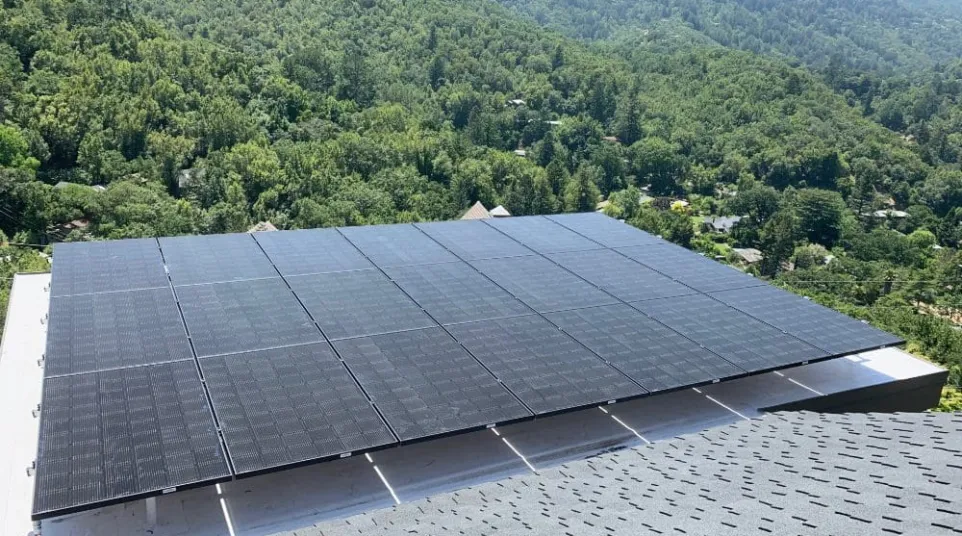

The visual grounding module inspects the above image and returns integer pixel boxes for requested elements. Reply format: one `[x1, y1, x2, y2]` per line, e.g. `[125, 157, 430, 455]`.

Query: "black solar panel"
[160, 234, 278, 286]
[50, 239, 169, 297]
[287, 269, 437, 340]
[253, 228, 374, 276]
[200, 343, 396, 474]
[547, 249, 697, 302]
[546, 212, 665, 247]
[177, 278, 323, 357]
[484, 216, 603, 254]
[33, 361, 229, 519]
[414, 220, 534, 260]
[545, 304, 744, 392]
[710, 285, 904, 355]
[447, 315, 645, 414]
[44, 288, 193, 376]
[384, 261, 531, 325]
[616, 244, 765, 293]
[332, 328, 531, 441]
[339, 224, 459, 267]
[470, 255, 618, 313]
[632, 294, 829, 372]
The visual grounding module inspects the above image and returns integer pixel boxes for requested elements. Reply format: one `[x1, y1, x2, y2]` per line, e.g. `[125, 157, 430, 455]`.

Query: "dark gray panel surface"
[50, 239, 169, 297]
[547, 249, 697, 302]
[253, 228, 373, 276]
[546, 212, 664, 247]
[470, 255, 618, 313]
[288, 270, 436, 340]
[447, 315, 645, 414]
[200, 343, 396, 474]
[546, 304, 745, 392]
[33, 361, 229, 519]
[45, 288, 193, 376]
[332, 328, 531, 441]
[160, 233, 278, 286]
[339, 224, 458, 268]
[414, 220, 534, 260]
[711, 285, 904, 354]
[632, 294, 828, 372]
[383, 261, 530, 325]
[483, 216, 603, 254]
[616, 244, 765, 293]
[177, 278, 322, 357]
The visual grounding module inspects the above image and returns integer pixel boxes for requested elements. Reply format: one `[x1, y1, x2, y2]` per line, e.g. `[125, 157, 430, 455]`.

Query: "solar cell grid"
[253, 228, 373, 276]
[547, 249, 697, 303]
[177, 277, 323, 357]
[33, 361, 229, 518]
[50, 239, 169, 297]
[446, 315, 645, 414]
[383, 261, 531, 325]
[470, 255, 618, 313]
[44, 287, 193, 376]
[339, 224, 459, 268]
[546, 212, 665, 247]
[616, 244, 765, 293]
[710, 285, 904, 355]
[200, 343, 396, 474]
[631, 294, 829, 372]
[483, 216, 603, 254]
[545, 304, 744, 392]
[414, 220, 534, 260]
[287, 269, 437, 340]
[160, 233, 278, 286]
[332, 328, 531, 441]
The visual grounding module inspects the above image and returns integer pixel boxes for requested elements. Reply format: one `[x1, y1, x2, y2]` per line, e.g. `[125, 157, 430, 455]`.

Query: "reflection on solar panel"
[632, 294, 829, 372]
[332, 328, 531, 441]
[50, 239, 169, 297]
[484, 215, 603, 254]
[45, 288, 193, 376]
[447, 315, 645, 413]
[160, 234, 277, 286]
[340, 224, 459, 267]
[253, 228, 373, 276]
[710, 285, 904, 355]
[33, 361, 229, 518]
[617, 244, 765, 293]
[384, 261, 531, 324]
[177, 278, 322, 357]
[471, 254, 618, 313]
[547, 249, 696, 302]
[415, 220, 534, 260]
[546, 212, 664, 247]
[287, 269, 436, 340]
[200, 343, 395, 474]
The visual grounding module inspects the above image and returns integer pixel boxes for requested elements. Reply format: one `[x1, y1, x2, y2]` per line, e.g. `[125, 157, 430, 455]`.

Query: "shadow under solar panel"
[50, 239, 169, 297]
[332, 328, 531, 441]
[200, 343, 396, 475]
[253, 228, 374, 276]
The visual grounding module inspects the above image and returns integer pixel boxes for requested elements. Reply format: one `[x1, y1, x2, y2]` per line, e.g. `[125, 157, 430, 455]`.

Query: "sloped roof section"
[460, 201, 491, 220]
[306, 411, 962, 536]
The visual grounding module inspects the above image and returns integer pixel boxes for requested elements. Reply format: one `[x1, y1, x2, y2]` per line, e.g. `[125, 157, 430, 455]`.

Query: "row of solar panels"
[35, 213, 903, 518]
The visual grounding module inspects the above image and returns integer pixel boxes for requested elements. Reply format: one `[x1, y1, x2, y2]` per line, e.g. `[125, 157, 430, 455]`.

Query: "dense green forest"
[0, 0, 960, 408]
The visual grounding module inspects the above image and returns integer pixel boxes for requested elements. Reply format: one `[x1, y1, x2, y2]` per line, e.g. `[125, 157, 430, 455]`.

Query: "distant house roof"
[506, 99, 526, 106]
[544, 120, 562, 126]
[53, 182, 105, 193]
[309, 411, 962, 536]
[490, 205, 511, 217]
[873, 210, 890, 218]
[513, 149, 527, 157]
[890, 210, 909, 218]
[733, 247, 764, 264]
[177, 168, 206, 190]
[460, 201, 491, 220]
[601, 136, 620, 143]
[703, 215, 743, 233]
[248, 221, 278, 233]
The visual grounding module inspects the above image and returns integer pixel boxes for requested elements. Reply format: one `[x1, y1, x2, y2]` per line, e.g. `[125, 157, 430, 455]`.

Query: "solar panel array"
[36, 213, 904, 519]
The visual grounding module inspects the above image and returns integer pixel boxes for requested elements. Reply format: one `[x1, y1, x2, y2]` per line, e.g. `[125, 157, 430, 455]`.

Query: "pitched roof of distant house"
[703, 215, 743, 233]
[490, 205, 511, 217]
[460, 201, 492, 220]
[248, 221, 278, 233]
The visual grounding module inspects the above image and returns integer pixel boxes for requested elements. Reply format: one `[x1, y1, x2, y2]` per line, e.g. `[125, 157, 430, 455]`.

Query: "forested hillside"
[0, 0, 960, 406]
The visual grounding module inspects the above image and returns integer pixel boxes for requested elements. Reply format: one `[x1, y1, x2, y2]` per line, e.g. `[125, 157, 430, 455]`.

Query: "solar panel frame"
[616, 244, 766, 293]
[446, 315, 646, 414]
[414, 220, 535, 261]
[339, 224, 459, 268]
[44, 287, 194, 376]
[160, 233, 278, 286]
[200, 343, 397, 475]
[176, 278, 323, 357]
[483, 216, 604, 254]
[32, 361, 230, 519]
[287, 269, 438, 340]
[50, 239, 169, 297]
[253, 228, 374, 276]
[546, 212, 666, 248]
[547, 249, 698, 303]
[332, 328, 532, 441]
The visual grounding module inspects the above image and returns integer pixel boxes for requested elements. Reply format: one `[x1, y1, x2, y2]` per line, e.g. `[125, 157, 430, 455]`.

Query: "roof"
[460, 201, 491, 220]
[703, 215, 742, 232]
[489, 205, 511, 217]
[305, 411, 962, 536]
[733, 247, 764, 264]
[248, 221, 278, 232]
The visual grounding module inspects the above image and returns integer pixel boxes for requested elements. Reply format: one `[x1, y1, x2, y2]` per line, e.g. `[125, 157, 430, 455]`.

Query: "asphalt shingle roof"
[307, 411, 962, 536]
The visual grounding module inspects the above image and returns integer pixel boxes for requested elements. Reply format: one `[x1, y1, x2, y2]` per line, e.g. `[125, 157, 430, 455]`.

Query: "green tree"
[630, 137, 686, 195]
[794, 189, 847, 247]
[564, 164, 602, 212]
